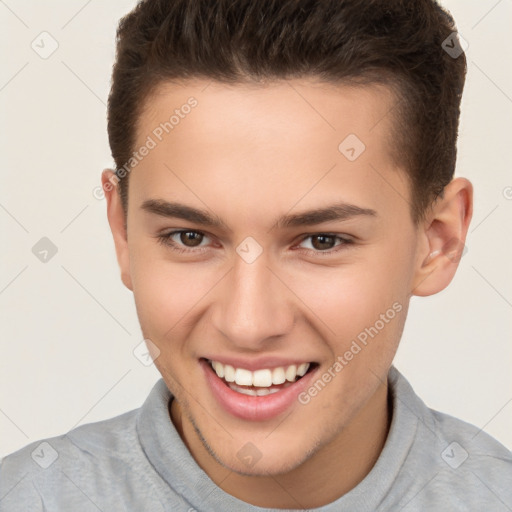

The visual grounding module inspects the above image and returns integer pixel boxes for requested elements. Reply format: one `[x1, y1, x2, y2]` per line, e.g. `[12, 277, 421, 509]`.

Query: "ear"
[101, 169, 133, 291]
[412, 177, 473, 297]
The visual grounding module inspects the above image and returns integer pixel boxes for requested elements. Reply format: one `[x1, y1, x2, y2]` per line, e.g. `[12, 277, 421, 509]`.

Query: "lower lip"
[201, 360, 318, 421]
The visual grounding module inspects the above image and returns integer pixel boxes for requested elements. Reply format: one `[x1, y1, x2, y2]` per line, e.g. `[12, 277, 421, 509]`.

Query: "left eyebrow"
[272, 202, 377, 229]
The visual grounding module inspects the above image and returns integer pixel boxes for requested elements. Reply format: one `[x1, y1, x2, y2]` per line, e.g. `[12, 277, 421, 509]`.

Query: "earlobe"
[101, 169, 133, 291]
[412, 177, 473, 297]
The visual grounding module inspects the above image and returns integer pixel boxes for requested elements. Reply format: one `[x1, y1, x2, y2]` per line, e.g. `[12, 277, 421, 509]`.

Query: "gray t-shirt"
[1, 366, 511, 511]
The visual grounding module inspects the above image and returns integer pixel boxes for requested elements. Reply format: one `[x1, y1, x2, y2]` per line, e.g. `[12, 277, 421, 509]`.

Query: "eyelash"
[156, 230, 354, 256]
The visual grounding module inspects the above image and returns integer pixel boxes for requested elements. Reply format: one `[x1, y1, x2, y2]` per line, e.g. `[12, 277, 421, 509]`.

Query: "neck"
[171, 380, 391, 509]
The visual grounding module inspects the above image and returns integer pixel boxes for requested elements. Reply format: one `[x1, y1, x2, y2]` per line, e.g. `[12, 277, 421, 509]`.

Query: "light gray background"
[1, 0, 511, 458]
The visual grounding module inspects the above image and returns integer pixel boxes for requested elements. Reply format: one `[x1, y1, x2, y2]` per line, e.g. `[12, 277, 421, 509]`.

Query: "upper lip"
[201, 356, 315, 371]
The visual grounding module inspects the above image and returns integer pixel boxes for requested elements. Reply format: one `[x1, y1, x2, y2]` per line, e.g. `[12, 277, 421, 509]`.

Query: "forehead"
[129, 78, 409, 223]
[138, 78, 396, 148]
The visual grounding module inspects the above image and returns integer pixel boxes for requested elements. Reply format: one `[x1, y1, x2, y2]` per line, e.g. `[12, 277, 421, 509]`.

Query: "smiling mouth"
[205, 358, 318, 397]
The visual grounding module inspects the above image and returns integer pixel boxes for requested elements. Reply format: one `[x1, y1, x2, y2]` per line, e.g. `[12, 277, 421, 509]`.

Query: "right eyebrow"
[140, 199, 230, 231]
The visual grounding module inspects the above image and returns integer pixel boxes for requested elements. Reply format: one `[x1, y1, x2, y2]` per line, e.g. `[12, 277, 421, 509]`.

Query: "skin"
[102, 78, 472, 509]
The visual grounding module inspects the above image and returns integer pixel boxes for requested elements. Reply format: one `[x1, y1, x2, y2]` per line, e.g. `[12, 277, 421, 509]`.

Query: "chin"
[204, 429, 321, 477]
[221, 449, 310, 477]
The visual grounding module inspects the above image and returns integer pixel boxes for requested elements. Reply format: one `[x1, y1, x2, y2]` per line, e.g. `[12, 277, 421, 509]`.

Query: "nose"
[210, 253, 295, 350]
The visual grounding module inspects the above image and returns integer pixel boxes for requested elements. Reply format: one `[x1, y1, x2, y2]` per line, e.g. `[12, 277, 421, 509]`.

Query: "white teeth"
[234, 368, 253, 386]
[297, 363, 310, 377]
[229, 384, 285, 396]
[230, 384, 258, 396]
[224, 364, 235, 382]
[285, 364, 297, 382]
[272, 367, 286, 385]
[253, 369, 272, 387]
[209, 360, 312, 389]
[212, 361, 224, 378]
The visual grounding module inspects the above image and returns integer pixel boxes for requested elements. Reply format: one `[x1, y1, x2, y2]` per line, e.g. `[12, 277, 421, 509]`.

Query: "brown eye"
[310, 234, 336, 250]
[297, 233, 352, 254]
[157, 229, 212, 253]
[179, 231, 204, 247]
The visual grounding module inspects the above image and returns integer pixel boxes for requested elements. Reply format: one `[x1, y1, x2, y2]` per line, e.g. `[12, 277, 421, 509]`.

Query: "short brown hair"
[107, 0, 466, 223]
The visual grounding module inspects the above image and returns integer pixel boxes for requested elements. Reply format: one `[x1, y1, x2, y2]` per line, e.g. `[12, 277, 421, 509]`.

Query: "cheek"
[287, 246, 412, 347]
[129, 244, 214, 339]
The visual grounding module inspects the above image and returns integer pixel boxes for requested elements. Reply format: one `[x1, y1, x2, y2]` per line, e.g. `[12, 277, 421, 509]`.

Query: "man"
[1, 0, 511, 510]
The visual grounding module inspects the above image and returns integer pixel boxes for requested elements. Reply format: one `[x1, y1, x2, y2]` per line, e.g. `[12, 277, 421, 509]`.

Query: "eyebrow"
[141, 199, 230, 230]
[274, 202, 377, 229]
[141, 199, 377, 230]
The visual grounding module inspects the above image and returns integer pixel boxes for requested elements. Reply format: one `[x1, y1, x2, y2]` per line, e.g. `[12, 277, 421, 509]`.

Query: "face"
[115, 79, 426, 475]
